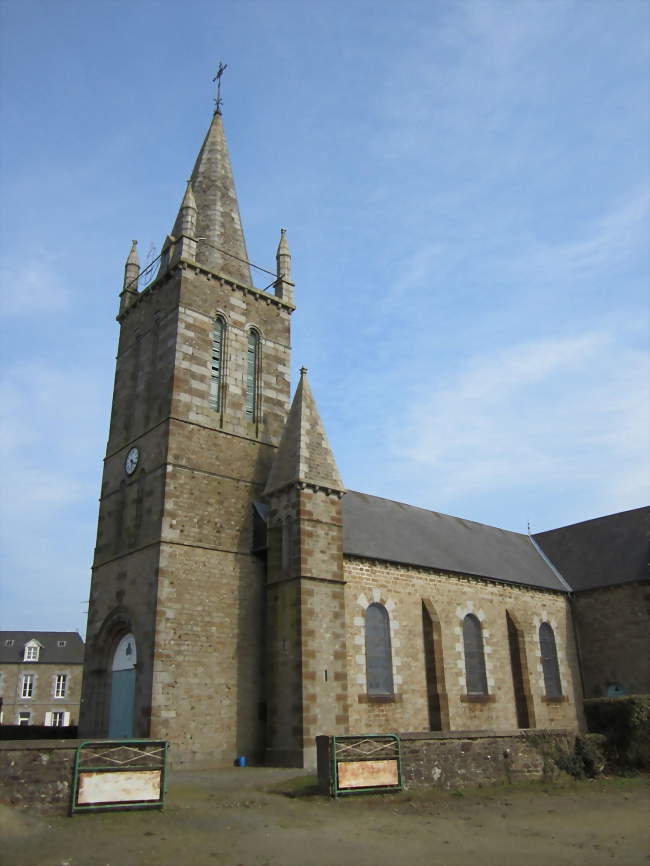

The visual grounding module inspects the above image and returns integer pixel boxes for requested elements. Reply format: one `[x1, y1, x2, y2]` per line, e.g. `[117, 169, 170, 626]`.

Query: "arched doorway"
[108, 633, 136, 738]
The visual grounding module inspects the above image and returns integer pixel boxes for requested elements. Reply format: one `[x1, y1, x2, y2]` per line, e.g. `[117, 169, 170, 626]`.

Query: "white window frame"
[54, 673, 67, 698]
[18, 711, 31, 726]
[21, 673, 34, 698]
[24, 641, 40, 662]
[45, 710, 69, 727]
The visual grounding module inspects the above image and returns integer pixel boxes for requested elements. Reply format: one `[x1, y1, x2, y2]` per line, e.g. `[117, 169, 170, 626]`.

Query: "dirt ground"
[2, 768, 649, 866]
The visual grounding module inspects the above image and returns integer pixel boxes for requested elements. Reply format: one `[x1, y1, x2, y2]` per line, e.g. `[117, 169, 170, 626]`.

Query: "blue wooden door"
[108, 668, 136, 738]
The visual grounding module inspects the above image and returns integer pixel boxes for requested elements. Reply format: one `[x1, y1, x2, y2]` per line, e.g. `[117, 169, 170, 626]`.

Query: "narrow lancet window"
[365, 603, 394, 696]
[245, 329, 259, 421]
[463, 613, 488, 695]
[210, 317, 225, 412]
[539, 622, 562, 698]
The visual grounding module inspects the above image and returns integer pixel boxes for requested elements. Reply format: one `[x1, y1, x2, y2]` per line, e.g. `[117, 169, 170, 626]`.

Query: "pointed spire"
[274, 228, 294, 304]
[170, 111, 252, 286]
[264, 368, 344, 496]
[180, 179, 197, 220]
[119, 240, 140, 314]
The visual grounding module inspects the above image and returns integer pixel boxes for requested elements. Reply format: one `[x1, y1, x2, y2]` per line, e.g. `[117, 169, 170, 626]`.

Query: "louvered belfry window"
[365, 603, 394, 696]
[209, 317, 225, 411]
[539, 622, 562, 698]
[463, 613, 488, 695]
[245, 330, 259, 421]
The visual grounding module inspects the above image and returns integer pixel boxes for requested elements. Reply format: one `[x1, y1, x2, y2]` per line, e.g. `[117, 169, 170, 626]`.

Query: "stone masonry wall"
[82, 258, 292, 769]
[344, 557, 582, 737]
[265, 486, 349, 768]
[0, 741, 78, 812]
[317, 730, 575, 793]
[400, 730, 574, 789]
[572, 581, 650, 698]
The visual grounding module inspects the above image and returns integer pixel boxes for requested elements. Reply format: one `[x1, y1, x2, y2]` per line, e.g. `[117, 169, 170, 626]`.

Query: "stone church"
[79, 105, 649, 768]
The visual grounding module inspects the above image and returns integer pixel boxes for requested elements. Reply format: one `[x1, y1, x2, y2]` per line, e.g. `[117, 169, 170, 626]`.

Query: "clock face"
[124, 446, 139, 476]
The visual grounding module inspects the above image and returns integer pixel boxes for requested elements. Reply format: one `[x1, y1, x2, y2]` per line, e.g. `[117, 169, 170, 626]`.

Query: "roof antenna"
[213, 61, 228, 114]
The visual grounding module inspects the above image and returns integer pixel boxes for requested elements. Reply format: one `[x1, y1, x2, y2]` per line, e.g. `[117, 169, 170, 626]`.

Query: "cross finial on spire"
[213, 61, 228, 114]
[300, 366, 308, 378]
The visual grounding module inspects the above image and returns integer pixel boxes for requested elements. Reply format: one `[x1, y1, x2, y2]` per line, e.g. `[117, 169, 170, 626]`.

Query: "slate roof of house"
[0, 631, 84, 665]
[533, 506, 649, 592]
[342, 491, 570, 591]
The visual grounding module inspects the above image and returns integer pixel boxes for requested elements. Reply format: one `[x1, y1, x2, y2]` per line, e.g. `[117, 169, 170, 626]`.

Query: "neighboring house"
[79, 102, 649, 768]
[0, 632, 84, 727]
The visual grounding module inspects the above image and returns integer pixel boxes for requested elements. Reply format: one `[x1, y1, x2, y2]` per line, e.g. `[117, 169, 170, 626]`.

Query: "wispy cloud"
[0, 255, 70, 316]
[390, 329, 649, 521]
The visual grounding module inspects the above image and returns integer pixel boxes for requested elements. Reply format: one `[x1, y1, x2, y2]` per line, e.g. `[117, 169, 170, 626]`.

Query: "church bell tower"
[80, 100, 295, 766]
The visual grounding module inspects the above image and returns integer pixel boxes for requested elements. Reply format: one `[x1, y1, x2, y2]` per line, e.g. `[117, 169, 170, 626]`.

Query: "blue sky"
[0, 0, 648, 634]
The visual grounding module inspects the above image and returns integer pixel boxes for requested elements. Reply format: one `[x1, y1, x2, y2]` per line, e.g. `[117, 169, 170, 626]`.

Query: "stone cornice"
[117, 257, 295, 324]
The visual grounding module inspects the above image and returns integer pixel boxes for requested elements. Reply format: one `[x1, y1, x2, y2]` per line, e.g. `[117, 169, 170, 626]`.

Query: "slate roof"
[533, 506, 649, 592]
[0, 631, 84, 665]
[342, 491, 568, 592]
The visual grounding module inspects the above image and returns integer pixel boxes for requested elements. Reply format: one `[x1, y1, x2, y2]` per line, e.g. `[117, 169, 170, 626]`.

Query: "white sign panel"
[78, 770, 161, 805]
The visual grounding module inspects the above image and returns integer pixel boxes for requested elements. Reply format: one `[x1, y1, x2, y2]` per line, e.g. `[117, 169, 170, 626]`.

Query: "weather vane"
[213, 61, 228, 113]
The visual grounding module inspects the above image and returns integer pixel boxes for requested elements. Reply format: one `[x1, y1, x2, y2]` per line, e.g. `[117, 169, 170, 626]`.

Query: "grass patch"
[267, 774, 322, 798]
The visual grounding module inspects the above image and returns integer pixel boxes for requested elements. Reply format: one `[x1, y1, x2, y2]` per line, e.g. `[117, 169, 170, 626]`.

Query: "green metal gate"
[71, 739, 168, 815]
[328, 734, 403, 797]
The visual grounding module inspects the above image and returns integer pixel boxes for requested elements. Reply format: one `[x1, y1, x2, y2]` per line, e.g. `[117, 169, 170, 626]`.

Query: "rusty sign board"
[77, 769, 161, 805]
[71, 740, 168, 814]
[337, 758, 399, 789]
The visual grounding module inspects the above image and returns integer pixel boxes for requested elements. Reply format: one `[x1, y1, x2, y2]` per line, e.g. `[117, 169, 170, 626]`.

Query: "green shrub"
[584, 695, 650, 770]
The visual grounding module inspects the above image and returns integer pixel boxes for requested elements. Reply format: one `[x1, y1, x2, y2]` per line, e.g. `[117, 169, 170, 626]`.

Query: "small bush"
[523, 731, 605, 780]
[584, 696, 650, 771]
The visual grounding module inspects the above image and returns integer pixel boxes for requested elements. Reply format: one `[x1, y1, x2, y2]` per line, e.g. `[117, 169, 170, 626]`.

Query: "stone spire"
[171, 111, 252, 286]
[119, 240, 140, 314]
[274, 228, 294, 304]
[264, 368, 344, 496]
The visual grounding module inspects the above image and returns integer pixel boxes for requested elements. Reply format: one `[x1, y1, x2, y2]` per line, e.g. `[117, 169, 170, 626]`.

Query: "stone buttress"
[264, 369, 350, 767]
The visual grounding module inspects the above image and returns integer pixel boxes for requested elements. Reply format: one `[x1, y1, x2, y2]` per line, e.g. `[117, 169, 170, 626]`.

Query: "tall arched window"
[463, 613, 488, 695]
[245, 329, 259, 421]
[539, 622, 562, 698]
[365, 603, 394, 696]
[209, 316, 225, 412]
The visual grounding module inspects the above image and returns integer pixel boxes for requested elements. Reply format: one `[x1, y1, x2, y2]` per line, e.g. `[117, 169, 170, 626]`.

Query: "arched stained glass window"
[365, 603, 394, 696]
[539, 622, 562, 698]
[209, 316, 225, 412]
[245, 329, 259, 421]
[463, 613, 488, 695]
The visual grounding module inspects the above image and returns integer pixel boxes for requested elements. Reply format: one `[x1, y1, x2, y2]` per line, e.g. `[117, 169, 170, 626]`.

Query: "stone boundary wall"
[318, 729, 574, 793]
[0, 740, 81, 812]
[400, 729, 573, 788]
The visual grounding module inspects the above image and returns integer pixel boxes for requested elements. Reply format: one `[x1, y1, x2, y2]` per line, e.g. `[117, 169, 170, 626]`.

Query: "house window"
[18, 712, 31, 726]
[4, 639, 14, 647]
[463, 614, 488, 695]
[539, 622, 562, 698]
[245, 330, 259, 421]
[365, 603, 394, 696]
[51, 711, 66, 726]
[209, 316, 225, 411]
[21, 674, 34, 698]
[24, 644, 40, 661]
[54, 674, 67, 698]
[58, 640, 66, 648]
